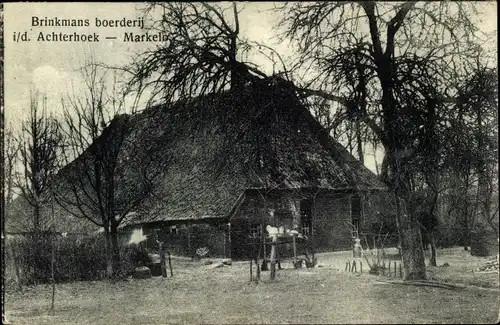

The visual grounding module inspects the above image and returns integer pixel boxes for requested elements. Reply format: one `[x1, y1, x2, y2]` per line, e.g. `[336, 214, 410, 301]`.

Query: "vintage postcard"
[2, 2, 498, 324]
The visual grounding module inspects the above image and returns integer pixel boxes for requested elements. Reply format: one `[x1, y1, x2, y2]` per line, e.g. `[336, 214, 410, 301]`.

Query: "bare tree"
[15, 91, 64, 232]
[53, 63, 166, 278]
[126, 2, 272, 105]
[276, 1, 492, 280]
[3, 124, 22, 290]
[8, 91, 64, 289]
[455, 64, 498, 235]
[4, 125, 20, 208]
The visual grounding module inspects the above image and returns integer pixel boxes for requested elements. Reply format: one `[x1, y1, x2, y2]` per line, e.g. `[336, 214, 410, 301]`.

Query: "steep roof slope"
[51, 79, 386, 229]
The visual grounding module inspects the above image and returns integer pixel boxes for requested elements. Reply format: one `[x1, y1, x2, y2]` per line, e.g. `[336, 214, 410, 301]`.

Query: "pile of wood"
[476, 255, 499, 272]
[206, 259, 232, 269]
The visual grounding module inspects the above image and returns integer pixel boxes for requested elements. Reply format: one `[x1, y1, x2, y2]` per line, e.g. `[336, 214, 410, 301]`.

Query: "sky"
[3, 2, 498, 174]
[3, 2, 286, 121]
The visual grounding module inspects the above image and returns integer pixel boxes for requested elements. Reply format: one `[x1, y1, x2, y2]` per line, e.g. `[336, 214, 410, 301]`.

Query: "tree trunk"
[34, 203, 41, 231]
[229, 34, 241, 90]
[379, 62, 426, 280]
[105, 228, 121, 278]
[105, 230, 113, 278]
[463, 171, 470, 251]
[390, 154, 427, 280]
[356, 119, 364, 165]
[463, 209, 469, 251]
[396, 199, 427, 280]
[429, 231, 437, 267]
[110, 224, 120, 277]
[380, 153, 390, 184]
[9, 239, 22, 290]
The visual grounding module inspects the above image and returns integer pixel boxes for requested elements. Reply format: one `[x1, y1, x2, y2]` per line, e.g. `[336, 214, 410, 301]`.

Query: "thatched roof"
[119, 79, 384, 225]
[20, 79, 386, 232]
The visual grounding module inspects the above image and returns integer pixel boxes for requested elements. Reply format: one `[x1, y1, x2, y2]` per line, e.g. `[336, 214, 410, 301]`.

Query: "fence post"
[250, 259, 253, 282]
[270, 238, 277, 280]
[159, 242, 167, 278]
[167, 251, 173, 277]
[255, 240, 261, 282]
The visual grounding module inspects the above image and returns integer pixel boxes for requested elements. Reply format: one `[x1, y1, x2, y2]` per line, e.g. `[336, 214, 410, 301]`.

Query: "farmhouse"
[110, 79, 387, 259]
[24, 78, 389, 260]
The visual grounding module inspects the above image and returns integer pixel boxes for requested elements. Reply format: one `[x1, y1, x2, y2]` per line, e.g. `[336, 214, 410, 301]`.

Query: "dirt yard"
[4, 248, 499, 324]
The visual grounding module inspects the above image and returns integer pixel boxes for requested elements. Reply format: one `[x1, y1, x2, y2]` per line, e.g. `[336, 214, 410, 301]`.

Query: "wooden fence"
[345, 259, 403, 278]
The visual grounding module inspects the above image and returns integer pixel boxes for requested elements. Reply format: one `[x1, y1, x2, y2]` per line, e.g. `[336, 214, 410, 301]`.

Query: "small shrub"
[6, 232, 110, 285]
[361, 232, 390, 274]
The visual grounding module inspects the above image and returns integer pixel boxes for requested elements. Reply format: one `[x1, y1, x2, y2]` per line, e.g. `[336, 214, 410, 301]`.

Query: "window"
[249, 224, 262, 239]
[351, 194, 362, 235]
[300, 200, 312, 236]
[170, 226, 178, 235]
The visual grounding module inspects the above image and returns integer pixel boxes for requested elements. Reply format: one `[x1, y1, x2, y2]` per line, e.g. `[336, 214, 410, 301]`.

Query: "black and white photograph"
[1, 2, 498, 324]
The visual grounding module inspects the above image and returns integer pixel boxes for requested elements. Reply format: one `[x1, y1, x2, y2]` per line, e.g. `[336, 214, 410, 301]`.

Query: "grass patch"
[425, 247, 499, 288]
[4, 248, 499, 324]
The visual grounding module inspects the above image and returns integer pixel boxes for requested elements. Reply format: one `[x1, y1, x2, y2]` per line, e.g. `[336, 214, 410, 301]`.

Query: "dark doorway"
[230, 219, 261, 260]
[351, 193, 362, 235]
[300, 199, 312, 236]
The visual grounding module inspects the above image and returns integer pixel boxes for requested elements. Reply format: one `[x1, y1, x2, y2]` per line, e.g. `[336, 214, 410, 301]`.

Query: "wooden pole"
[270, 237, 277, 280]
[251, 237, 255, 282]
[360, 261, 363, 273]
[227, 223, 232, 259]
[277, 245, 282, 270]
[167, 251, 173, 277]
[223, 225, 226, 258]
[159, 242, 167, 278]
[263, 232, 267, 260]
[50, 202, 56, 314]
[255, 235, 261, 282]
[50, 234, 56, 313]
[187, 230, 191, 258]
[250, 259, 253, 282]
[292, 236, 297, 262]
[399, 263, 402, 278]
[311, 210, 315, 267]
[261, 225, 267, 271]
[394, 261, 396, 277]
